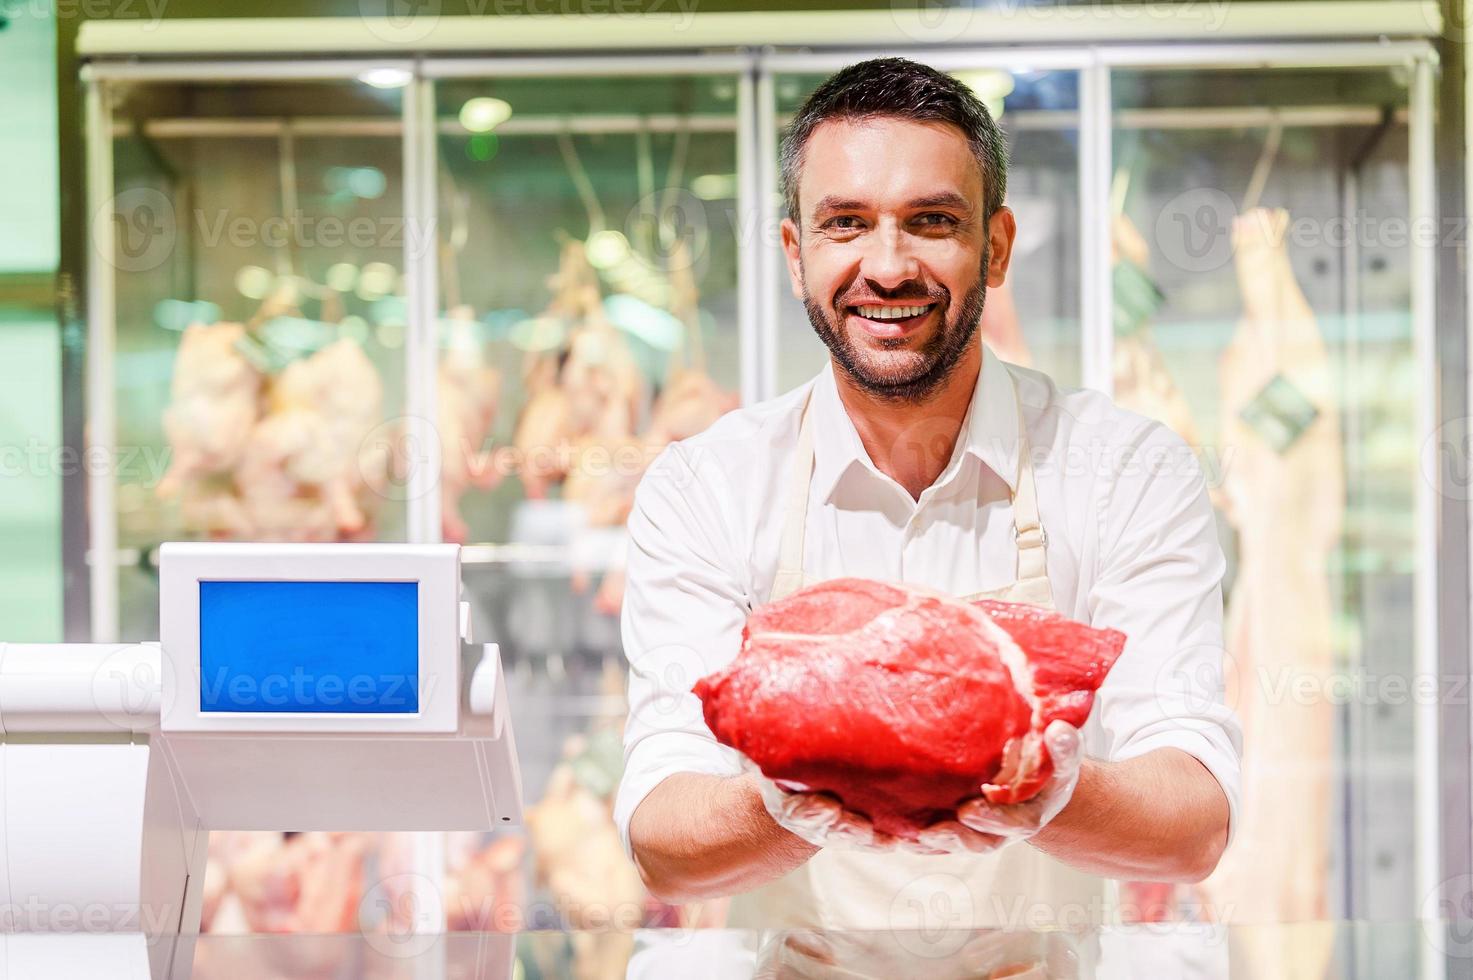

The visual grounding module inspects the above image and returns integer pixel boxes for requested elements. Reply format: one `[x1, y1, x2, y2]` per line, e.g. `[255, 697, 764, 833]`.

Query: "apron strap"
[1009, 383, 1050, 590]
[769, 390, 816, 603]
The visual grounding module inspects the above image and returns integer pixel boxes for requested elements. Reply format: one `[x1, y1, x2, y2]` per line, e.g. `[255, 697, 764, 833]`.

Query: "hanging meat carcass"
[1196, 207, 1341, 979]
[1109, 214, 1204, 448]
[1103, 212, 1212, 923]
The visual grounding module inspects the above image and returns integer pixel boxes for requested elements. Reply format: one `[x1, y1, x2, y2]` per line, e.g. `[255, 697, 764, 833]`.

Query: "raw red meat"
[692, 579, 1126, 839]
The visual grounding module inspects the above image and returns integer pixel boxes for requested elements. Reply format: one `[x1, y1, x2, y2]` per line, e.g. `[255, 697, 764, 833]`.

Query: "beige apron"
[727, 371, 1107, 932]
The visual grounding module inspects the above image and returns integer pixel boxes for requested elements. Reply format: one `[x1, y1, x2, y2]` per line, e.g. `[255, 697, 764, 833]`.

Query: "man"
[614, 57, 1239, 929]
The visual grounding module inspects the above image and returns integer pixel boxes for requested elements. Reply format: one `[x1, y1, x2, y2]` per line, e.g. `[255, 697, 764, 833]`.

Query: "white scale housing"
[0, 543, 523, 978]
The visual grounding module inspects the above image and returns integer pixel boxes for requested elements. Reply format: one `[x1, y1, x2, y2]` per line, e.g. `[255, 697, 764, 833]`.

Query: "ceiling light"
[459, 97, 513, 133]
[358, 67, 412, 90]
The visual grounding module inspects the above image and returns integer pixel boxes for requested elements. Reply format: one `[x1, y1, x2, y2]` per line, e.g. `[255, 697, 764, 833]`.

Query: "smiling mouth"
[844, 302, 938, 337]
[849, 303, 936, 321]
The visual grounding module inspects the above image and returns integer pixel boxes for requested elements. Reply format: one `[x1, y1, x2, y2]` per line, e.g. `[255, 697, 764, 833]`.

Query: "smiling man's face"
[781, 115, 1015, 402]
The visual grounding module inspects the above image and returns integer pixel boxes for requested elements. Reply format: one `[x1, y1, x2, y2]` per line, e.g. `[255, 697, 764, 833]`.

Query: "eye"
[914, 212, 958, 227]
[823, 215, 865, 231]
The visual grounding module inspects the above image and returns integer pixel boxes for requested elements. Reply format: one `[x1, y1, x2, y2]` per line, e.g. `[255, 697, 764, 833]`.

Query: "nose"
[860, 221, 921, 292]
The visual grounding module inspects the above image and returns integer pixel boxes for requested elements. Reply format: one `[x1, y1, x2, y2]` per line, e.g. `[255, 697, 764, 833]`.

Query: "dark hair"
[780, 57, 1008, 224]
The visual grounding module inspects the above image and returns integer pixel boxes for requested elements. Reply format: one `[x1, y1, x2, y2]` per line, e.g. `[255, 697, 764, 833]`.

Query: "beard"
[802, 254, 988, 404]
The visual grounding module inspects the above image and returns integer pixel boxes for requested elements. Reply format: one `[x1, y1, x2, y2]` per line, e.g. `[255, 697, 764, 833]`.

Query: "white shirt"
[614, 344, 1242, 854]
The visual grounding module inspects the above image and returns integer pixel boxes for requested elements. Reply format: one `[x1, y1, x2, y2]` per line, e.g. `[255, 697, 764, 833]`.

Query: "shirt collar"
[809, 343, 1021, 504]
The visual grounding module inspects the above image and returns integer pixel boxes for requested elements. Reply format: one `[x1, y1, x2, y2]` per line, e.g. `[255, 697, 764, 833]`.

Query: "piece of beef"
[693, 579, 1126, 840]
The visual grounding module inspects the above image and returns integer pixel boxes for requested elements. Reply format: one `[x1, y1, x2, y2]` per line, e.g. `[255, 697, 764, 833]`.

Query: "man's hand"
[628, 772, 818, 904]
[758, 775, 1006, 855]
[958, 720, 1083, 839]
[750, 724, 1085, 857]
[752, 769, 875, 849]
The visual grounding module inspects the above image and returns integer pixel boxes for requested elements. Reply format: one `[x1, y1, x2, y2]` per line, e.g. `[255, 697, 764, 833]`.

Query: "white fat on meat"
[967, 604, 1045, 799]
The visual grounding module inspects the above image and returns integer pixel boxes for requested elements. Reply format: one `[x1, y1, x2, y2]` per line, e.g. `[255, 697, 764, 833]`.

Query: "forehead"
[797, 116, 984, 213]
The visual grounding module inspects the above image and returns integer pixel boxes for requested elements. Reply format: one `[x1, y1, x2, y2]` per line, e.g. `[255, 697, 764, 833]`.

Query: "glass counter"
[7, 921, 1451, 979]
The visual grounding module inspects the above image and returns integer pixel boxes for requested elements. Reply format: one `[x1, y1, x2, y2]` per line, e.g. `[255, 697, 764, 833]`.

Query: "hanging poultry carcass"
[564, 238, 735, 525]
[156, 321, 264, 537]
[221, 832, 370, 935]
[525, 667, 648, 973]
[573, 238, 739, 614]
[234, 337, 388, 541]
[438, 306, 504, 542]
[512, 240, 644, 500]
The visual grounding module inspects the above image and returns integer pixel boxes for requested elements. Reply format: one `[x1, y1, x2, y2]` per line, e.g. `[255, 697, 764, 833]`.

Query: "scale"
[0, 543, 522, 978]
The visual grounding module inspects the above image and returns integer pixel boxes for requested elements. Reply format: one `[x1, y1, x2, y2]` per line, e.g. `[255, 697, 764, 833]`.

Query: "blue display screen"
[199, 581, 419, 714]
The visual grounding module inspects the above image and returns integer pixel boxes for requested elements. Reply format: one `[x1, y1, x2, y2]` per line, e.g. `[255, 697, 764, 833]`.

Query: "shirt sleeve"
[613, 442, 750, 858]
[1086, 419, 1244, 844]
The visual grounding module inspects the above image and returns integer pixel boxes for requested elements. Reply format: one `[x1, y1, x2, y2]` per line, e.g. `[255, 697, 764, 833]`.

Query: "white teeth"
[855, 304, 932, 321]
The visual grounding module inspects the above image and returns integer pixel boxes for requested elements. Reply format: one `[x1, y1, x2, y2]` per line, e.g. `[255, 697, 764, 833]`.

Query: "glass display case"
[428, 65, 748, 939]
[79, 42, 1443, 956]
[95, 75, 411, 641]
[1108, 63, 1424, 975]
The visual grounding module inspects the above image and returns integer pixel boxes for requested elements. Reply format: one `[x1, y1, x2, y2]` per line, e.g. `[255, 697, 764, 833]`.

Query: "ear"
[985, 206, 1017, 287]
[780, 217, 805, 301]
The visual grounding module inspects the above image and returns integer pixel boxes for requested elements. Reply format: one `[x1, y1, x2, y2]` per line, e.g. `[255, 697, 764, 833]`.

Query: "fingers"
[1040, 722, 1084, 805]
[756, 757, 1073, 854]
[1043, 720, 1082, 773]
[783, 791, 846, 836]
[915, 819, 1006, 855]
[955, 796, 1037, 838]
[758, 777, 886, 851]
[958, 724, 1084, 839]
[823, 807, 895, 853]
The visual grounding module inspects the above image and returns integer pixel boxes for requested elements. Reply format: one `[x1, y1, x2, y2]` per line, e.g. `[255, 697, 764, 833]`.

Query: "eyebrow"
[810, 196, 870, 216]
[907, 192, 974, 212]
[809, 192, 975, 217]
